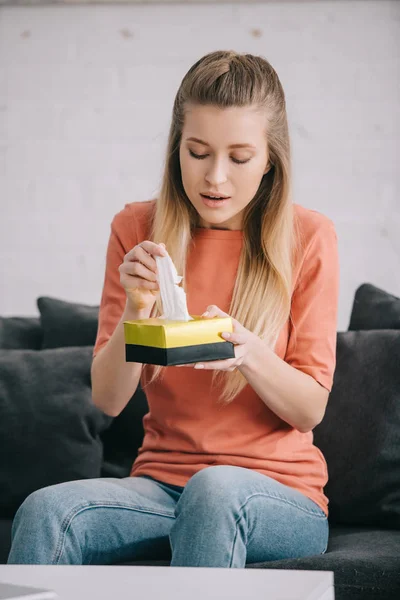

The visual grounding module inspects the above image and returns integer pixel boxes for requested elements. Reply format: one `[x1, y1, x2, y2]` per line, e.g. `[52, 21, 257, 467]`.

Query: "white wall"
[0, 0, 399, 330]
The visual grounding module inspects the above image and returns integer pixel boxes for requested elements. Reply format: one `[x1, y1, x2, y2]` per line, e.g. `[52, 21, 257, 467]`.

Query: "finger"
[119, 265, 160, 291]
[220, 331, 246, 344]
[194, 358, 238, 370]
[122, 260, 158, 282]
[204, 305, 229, 318]
[125, 242, 166, 272]
[203, 307, 245, 333]
[201, 309, 245, 339]
[125, 249, 157, 275]
[137, 241, 167, 258]
[231, 317, 247, 332]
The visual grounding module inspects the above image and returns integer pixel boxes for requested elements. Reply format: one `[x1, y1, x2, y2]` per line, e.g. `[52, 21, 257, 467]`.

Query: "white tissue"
[155, 250, 193, 322]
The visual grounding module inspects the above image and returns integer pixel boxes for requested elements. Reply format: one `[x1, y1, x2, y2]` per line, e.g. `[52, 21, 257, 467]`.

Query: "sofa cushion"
[37, 297, 99, 349]
[0, 346, 111, 518]
[0, 317, 42, 350]
[348, 283, 400, 330]
[35, 296, 149, 479]
[117, 527, 400, 600]
[0, 519, 11, 564]
[249, 526, 400, 600]
[313, 330, 400, 529]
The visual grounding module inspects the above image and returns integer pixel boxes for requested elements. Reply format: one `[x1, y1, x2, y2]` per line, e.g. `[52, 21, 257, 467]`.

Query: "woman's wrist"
[122, 297, 152, 321]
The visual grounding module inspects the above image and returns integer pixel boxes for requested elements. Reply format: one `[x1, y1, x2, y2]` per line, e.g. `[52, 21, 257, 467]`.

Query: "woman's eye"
[188, 149, 250, 165]
[189, 150, 207, 160]
[231, 157, 251, 164]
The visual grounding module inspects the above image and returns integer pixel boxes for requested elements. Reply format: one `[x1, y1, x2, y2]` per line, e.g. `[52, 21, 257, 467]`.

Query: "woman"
[8, 50, 339, 566]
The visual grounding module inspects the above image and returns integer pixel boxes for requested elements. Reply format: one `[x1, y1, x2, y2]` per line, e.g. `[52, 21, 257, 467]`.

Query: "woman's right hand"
[119, 241, 167, 313]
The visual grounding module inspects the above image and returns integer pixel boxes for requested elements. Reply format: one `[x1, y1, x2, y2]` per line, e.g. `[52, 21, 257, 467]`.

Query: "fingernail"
[194, 364, 204, 369]
[202, 311, 209, 317]
[221, 332, 230, 338]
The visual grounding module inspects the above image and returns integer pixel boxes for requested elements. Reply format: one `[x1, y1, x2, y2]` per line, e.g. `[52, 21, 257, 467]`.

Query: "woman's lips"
[200, 194, 231, 208]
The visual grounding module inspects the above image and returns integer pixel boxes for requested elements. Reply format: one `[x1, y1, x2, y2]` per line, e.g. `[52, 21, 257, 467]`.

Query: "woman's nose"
[205, 159, 228, 186]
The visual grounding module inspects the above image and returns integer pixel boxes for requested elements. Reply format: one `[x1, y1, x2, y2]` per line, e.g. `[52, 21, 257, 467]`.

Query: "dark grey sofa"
[0, 283, 399, 600]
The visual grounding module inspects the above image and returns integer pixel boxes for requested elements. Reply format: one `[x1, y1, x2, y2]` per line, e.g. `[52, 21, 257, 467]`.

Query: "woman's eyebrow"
[186, 137, 256, 149]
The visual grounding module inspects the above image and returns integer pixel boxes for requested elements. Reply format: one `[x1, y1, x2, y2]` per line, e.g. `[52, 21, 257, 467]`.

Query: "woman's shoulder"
[111, 199, 156, 240]
[292, 204, 338, 285]
[293, 203, 336, 234]
[293, 203, 337, 250]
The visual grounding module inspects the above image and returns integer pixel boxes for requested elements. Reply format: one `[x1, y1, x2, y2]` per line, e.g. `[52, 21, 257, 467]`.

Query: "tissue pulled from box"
[155, 251, 193, 322]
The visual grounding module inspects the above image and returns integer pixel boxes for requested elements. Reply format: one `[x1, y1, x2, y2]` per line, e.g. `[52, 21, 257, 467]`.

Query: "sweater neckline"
[193, 227, 243, 239]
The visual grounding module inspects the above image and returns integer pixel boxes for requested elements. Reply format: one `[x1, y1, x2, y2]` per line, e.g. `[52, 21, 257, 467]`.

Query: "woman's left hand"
[175, 305, 261, 371]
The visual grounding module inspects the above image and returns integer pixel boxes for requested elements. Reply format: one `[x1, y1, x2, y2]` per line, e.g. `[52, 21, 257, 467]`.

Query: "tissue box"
[124, 316, 235, 366]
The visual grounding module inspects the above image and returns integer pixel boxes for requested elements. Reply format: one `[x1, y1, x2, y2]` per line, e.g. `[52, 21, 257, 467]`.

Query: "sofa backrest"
[1, 285, 399, 528]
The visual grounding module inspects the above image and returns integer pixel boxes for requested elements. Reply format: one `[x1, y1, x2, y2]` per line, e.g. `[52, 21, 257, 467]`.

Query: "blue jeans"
[7, 466, 328, 566]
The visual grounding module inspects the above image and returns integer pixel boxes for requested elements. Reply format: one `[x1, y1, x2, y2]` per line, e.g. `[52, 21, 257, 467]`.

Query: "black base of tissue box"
[126, 341, 235, 366]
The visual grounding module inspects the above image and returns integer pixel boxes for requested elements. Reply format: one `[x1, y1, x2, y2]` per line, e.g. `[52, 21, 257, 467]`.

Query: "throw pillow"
[313, 330, 400, 528]
[348, 283, 400, 330]
[37, 296, 99, 349]
[0, 346, 112, 518]
[0, 317, 42, 350]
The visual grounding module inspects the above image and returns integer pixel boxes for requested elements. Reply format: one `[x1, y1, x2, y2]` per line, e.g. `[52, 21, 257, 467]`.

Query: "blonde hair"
[144, 50, 302, 405]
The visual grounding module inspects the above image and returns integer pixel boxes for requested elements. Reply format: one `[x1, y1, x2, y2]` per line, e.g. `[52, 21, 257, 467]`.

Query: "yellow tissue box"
[124, 316, 235, 366]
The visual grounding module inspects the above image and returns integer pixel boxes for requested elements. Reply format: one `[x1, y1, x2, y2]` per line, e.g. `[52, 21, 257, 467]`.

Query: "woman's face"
[179, 104, 271, 230]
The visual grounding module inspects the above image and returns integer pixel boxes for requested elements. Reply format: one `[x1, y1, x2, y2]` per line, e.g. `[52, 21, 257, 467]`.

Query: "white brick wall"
[0, 1, 399, 330]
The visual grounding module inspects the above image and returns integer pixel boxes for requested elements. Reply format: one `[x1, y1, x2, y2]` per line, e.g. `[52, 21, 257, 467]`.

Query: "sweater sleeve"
[284, 217, 340, 392]
[92, 206, 138, 358]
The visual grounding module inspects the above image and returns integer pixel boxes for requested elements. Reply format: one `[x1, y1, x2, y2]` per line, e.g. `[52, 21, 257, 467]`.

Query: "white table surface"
[0, 565, 334, 600]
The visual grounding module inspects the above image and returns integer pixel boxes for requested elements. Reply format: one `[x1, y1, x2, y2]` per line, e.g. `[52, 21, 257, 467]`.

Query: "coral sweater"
[93, 200, 339, 515]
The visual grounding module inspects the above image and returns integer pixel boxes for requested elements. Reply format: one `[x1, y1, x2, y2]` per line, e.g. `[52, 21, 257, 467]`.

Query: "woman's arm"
[91, 300, 149, 417]
[240, 214, 339, 433]
[239, 345, 329, 433]
[90, 204, 151, 417]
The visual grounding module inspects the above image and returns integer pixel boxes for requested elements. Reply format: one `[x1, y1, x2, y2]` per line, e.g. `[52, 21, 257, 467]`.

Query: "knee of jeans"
[180, 465, 242, 511]
[13, 480, 87, 534]
[14, 484, 65, 526]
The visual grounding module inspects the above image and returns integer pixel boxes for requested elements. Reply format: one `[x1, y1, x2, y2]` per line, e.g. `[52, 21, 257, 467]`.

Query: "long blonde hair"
[144, 50, 302, 404]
